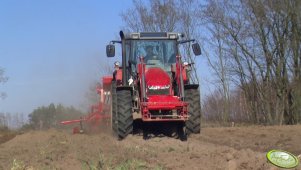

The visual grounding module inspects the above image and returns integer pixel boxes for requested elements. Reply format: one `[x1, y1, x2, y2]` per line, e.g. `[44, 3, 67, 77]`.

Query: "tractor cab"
[130, 39, 178, 97]
[107, 32, 200, 78]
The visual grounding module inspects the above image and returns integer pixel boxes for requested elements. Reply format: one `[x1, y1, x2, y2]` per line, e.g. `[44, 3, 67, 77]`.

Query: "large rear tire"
[116, 90, 133, 139]
[111, 82, 118, 135]
[185, 88, 201, 135]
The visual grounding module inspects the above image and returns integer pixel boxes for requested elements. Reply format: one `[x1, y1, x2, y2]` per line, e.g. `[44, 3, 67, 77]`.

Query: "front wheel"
[177, 122, 187, 141]
[116, 90, 133, 140]
[185, 88, 201, 135]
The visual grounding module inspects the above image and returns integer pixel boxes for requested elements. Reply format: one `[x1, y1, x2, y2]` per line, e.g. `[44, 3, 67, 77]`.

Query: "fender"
[116, 86, 132, 91]
[184, 84, 199, 90]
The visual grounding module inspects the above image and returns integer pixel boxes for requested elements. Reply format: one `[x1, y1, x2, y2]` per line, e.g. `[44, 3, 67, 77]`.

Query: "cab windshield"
[130, 40, 177, 71]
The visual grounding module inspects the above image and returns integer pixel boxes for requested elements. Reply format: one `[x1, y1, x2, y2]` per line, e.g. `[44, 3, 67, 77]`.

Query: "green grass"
[11, 159, 26, 170]
[167, 147, 175, 152]
[115, 159, 147, 170]
[80, 149, 106, 170]
[79, 148, 165, 170]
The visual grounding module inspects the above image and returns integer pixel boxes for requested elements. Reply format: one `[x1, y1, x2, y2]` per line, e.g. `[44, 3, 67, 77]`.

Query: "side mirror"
[106, 44, 115, 57]
[192, 43, 201, 56]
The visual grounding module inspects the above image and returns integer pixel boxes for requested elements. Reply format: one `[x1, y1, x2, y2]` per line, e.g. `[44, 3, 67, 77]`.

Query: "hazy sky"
[0, 1, 210, 115]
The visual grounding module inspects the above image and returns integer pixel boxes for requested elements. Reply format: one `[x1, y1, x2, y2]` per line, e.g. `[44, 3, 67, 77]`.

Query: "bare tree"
[205, 29, 231, 123]
[0, 112, 7, 128]
[120, 0, 179, 32]
[120, 0, 301, 125]
[201, 0, 301, 125]
[177, 0, 202, 83]
[121, 0, 201, 83]
[0, 67, 8, 99]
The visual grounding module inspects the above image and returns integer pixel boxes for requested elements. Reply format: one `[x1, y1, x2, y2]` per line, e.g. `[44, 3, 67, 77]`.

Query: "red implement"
[60, 76, 113, 133]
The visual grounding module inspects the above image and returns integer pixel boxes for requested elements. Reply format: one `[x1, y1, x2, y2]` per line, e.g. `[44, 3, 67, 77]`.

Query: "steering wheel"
[147, 57, 163, 66]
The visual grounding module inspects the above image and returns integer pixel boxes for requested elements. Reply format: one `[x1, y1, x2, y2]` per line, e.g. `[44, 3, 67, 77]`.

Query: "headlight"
[148, 85, 170, 90]
[183, 61, 189, 66]
[114, 61, 120, 66]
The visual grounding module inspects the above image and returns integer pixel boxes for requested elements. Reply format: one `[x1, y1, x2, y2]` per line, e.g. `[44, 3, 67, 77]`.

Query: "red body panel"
[145, 68, 170, 87]
[116, 69, 122, 83]
[103, 76, 113, 85]
[146, 95, 185, 109]
[141, 95, 188, 121]
[182, 68, 188, 84]
[137, 58, 188, 122]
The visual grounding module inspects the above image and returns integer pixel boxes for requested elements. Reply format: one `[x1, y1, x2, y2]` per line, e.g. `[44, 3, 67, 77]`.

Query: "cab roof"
[124, 32, 183, 40]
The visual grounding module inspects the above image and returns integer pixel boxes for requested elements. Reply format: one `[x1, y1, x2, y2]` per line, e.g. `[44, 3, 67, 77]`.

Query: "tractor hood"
[145, 67, 170, 90]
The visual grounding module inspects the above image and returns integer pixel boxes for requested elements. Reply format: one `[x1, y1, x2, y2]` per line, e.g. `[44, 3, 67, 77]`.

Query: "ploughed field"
[0, 125, 301, 170]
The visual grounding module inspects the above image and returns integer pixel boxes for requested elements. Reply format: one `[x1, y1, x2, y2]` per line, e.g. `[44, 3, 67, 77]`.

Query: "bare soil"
[0, 125, 301, 170]
[0, 130, 16, 145]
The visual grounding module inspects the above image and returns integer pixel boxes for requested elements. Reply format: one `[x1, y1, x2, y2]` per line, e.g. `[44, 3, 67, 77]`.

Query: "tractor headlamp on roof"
[168, 34, 177, 39]
[130, 32, 179, 39]
[131, 33, 139, 39]
[140, 32, 167, 38]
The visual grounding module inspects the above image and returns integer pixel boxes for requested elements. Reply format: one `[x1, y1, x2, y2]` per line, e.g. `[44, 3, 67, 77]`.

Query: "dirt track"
[0, 125, 301, 170]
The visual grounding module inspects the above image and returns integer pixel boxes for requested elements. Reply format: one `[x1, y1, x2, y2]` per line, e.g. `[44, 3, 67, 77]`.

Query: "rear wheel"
[111, 82, 118, 135]
[185, 88, 201, 135]
[116, 90, 133, 139]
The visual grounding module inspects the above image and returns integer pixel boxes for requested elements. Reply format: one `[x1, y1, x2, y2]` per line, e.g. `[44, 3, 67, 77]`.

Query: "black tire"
[185, 88, 201, 135]
[116, 90, 133, 139]
[111, 82, 118, 134]
[177, 122, 187, 141]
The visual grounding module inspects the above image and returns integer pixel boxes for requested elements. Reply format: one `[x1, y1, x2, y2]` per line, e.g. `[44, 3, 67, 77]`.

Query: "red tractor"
[60, 76, 112, 133]
[107, 31, 202, 140]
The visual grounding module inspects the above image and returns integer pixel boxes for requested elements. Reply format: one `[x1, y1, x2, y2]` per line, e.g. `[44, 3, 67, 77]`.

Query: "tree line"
[121, 0, 301, 125]
[0, 104, 84, 130]
[26, 103, 84, 129]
